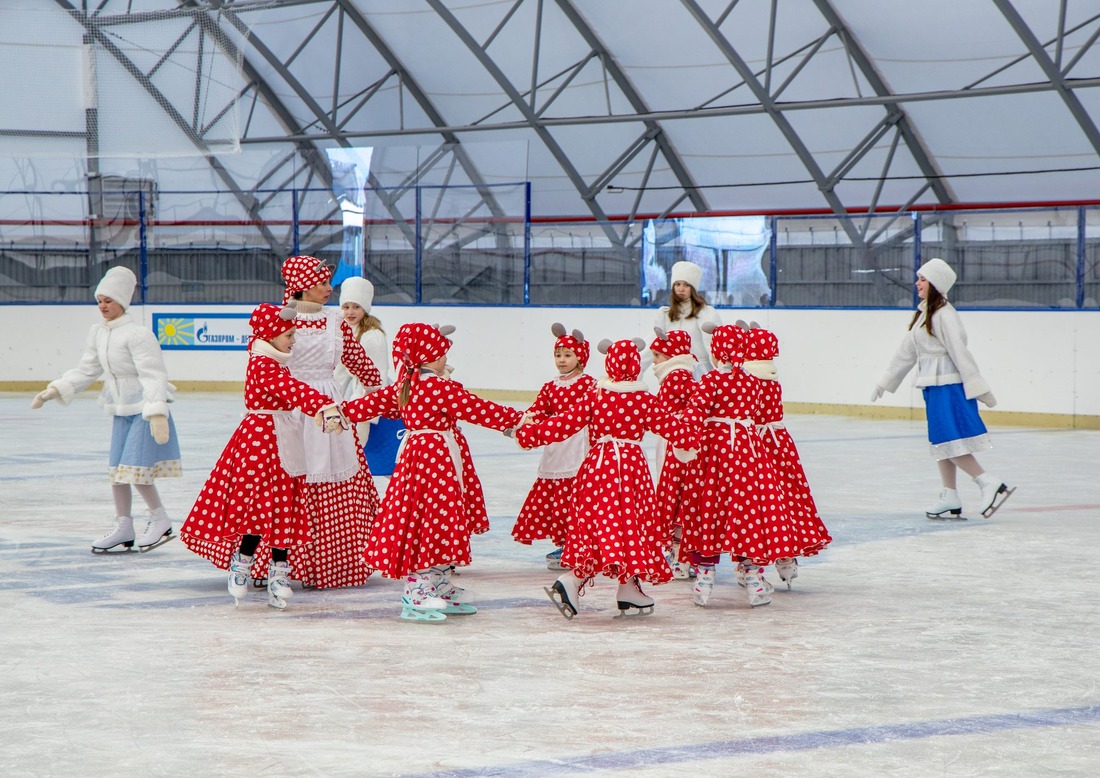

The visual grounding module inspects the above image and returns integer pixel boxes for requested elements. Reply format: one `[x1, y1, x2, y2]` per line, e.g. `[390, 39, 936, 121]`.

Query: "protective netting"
[0, 3, 246, 159]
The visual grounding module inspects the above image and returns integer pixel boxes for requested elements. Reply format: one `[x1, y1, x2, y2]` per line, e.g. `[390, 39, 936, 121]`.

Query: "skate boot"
[227, 553, 254, 606]
[400, 572, 448, 622]
[738, 560, 773, 608]
[614, 577, 655, 617]
[429, 565, 476, 615]
[136, 507, 174, 551]
[544, 572, 590, 620]
[667, 542, 692, 580]
[545, 547, 565, 570]
[693, 565, 715, 606]
[975, 474, 1015, 518]
[91, 516, 135, 553]
[775, 557, 799, 590]
[925, 488, 963, 520]
[267, 561, 294, 611]
[735, 560, 775, 594]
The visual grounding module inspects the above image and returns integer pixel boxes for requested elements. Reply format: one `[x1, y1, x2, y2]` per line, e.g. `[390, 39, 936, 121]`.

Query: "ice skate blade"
[748, 598, 772, 609]
[614, 602, 654, 618]
[981, 485, 1016, 518]
[267, 595, 288, 611]
[91, 542, 135, 554]
[400, 605, 447, 622]
[926, 512, 967, 521]
[138, 532, 175, 552]
[444, 603, 478, 615]
[544, 582, 577, 620]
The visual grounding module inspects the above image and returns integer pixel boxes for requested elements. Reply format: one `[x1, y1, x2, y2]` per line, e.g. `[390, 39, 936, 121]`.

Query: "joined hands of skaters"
[315, 404, 351, 434]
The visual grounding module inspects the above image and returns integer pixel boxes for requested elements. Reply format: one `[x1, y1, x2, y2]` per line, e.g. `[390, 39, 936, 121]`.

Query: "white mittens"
[149, 415, 170, 445]
[31, 386, 60, 409]
[314, 404, 350, 434]
[869, 385, 884, 403]
[977, 391, 997, 408]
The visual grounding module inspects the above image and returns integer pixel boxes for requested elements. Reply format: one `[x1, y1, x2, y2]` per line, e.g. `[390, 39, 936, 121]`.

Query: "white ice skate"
[544, 572, 589, 620]
[267, 561, 294, 611]
[429, 565, 476, 615]
[227, 553, 254, 606]
[925, 488, 964, 520]
[693, 565, 715, 606]
[735, 561, 775, 594]
[136, 507, 174, 552]
[614, 577, 654, 617]
[775, 558, 799, 591]
[91, 516, 135, 554]
[400, 573, 448, 622]
[738, 560, 773, 608]
[975, 474, 1016, 518]
[545, 548, 565, 571]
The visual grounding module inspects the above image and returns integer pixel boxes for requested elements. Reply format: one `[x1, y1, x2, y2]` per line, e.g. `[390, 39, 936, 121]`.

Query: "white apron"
[287, 310, 359, 483]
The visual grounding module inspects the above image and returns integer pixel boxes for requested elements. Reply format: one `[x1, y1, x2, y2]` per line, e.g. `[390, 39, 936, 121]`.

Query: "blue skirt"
[108, 413, 183, 484]
[922, 384, 991, 460]
[364, 416, 405, 477]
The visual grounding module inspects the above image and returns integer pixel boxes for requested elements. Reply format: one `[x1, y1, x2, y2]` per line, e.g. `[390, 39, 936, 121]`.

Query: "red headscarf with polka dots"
[649, 329, 693, 359]
[554, 333, 590, 368]
[709, 324, 746, 366]
[392, 323, 452, 381]
[281, 255, 332, 304]
[249, 303, 295, 345]
[604, 339, 642, 382]
[744, 328, 779, 361]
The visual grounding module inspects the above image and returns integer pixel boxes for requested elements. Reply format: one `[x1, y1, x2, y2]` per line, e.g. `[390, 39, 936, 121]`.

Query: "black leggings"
[239, 535, 287, 562]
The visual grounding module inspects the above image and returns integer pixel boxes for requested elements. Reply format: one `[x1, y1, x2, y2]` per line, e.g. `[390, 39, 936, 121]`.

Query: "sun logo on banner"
[157, 317, 194, 346]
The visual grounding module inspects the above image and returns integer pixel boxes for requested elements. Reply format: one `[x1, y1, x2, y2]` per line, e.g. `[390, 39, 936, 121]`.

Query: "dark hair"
[908, 283, 946, 336]
[667, 285, 708, 322]
[292, 291, 303, 301]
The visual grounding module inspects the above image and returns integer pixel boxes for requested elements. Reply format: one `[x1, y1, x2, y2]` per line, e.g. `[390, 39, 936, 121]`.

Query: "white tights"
[112, 483, 163, 518]
[937, 455, 985, 489]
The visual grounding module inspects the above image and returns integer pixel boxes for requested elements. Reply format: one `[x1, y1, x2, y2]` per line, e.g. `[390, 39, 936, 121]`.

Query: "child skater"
[654, 260, 722, 376]
[871, 258, 1014, 519]
[649, 327, 699, 580]
[31, 266, 181, 553]
[181, 304, 347, 609]
[677, 323, 813, 609]
[336, 276, 404, 484]
[342, 323, 524, 622]
[741, 322, 831, 589]
[512, 323, 596, 570]
[514, 338, 698, 621]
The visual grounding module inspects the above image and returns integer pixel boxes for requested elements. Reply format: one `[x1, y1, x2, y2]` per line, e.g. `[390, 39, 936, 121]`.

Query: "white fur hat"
[340, 276, 374, 313]
[918, 257, 957, 295]
[670, 260, 703, 291]
[94, 266, 137, 309]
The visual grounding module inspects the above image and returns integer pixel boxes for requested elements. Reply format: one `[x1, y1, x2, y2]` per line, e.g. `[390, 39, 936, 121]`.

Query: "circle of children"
[35, 257, 834, 622]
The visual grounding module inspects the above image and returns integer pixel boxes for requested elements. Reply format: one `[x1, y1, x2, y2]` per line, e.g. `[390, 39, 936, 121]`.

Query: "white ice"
[1, 392, 1098, 777]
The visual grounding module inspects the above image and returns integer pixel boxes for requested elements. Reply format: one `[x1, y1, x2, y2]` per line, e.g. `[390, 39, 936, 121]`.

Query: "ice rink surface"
[2, 392, 1098, 777]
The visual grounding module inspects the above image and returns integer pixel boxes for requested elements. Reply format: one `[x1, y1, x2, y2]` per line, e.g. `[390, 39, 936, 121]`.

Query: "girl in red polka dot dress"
[741, 323, 831, 591]
[649, 327, 699, 581]
[342, 323, 523, 622]
[181, 304, 346, 610]
[676, 323, 799, 609]
[511, 323, 596, 568]
[515, 338, 698, 620]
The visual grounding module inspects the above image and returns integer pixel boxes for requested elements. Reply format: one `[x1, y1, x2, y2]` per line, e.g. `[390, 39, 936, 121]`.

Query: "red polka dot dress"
[515, 378, 697, 586]
[744, 330, 831, 558]
[343, 374, 523, 579]
[512, 372, 596, 547]
[282, 309, 381, 588]
[181, 350, 333, 563]
[652, 363, 697, 542]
